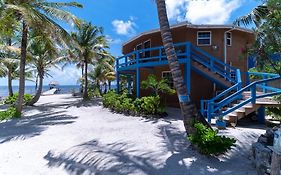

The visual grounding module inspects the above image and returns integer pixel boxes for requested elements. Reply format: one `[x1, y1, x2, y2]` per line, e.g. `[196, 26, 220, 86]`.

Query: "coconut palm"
[26, 34, 65, 106]
[70, 22, 108, 100]
[0, 58, 19, 96]
[154, 0, 210, 134]
[0, 0, 82, 113]
[234, 4, 269, 27]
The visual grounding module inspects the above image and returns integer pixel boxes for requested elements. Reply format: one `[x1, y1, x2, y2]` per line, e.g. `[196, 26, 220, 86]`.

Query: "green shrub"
[267, 107, 281, 121]
[137, 96, 164, 115]
[0, 107, 21, 120]
[102, 91, 165, 116]
[4, 93, 33, 105]
[188, 123, 236, 155]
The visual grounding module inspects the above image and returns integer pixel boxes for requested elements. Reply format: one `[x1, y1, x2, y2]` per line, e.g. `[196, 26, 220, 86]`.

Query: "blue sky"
[0, 0, 261, 86]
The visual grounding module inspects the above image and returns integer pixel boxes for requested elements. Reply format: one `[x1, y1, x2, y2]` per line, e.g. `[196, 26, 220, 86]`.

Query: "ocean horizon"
[0, 85, 80, 98]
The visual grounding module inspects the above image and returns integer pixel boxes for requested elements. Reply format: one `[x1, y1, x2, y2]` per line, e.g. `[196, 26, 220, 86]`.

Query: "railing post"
[125, 56, 128, 67]
[207, 102, 213, 123]
[200, 100, 204, 116]
[127, 75, 131, 94]
[263, 75, 267, 93]
[251, 85, 256, 104]
[116, 59, 120, 94]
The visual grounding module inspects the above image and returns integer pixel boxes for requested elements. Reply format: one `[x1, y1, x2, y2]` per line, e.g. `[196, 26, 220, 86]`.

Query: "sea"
[0, 85, 81, 98]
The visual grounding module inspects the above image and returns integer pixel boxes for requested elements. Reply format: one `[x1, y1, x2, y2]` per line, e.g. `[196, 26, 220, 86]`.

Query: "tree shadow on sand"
[0, 110, 78, 144]
[44, 124, 259, 175]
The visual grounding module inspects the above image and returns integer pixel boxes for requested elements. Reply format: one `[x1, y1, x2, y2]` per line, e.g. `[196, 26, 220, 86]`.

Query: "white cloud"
[112, 19, 136, 36]
[166, 0, 242, 24]
[106, 35, 122, 45]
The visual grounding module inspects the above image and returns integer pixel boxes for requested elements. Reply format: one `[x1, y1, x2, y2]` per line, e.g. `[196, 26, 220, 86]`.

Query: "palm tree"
[155, 0, 209, 134]
[0, 58, 19, 96]
[27, 34, 64, 106]
[0, 0, 82, 113]
[233, 4, 269, 27]
[70, 22, 108, 100]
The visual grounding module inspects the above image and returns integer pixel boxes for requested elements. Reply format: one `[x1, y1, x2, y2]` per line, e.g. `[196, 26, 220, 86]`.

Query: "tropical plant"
[4, 93, 33, 105]
[0, 107, 21, 120]
[0, 0, 82, 113]
[69, 22, 108, 100]
[188, 122, 236, 155]
[102, 91, 165, 116]
[27, 33, 65, 106]
[154, 0, 209, 134]
[234, 0, 281, 75]
[88, 55, 115, 95]
[141, 74, 176, 96]
[0, 58, 19, 96]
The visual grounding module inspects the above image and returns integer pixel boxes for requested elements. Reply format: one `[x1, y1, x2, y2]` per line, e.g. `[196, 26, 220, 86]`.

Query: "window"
[135, 43, 143, 58]
[226, 32, 232, 46]
[162, 71, 173, 88]
[197, 31, 211, 46]
[143, 40, 151, 58]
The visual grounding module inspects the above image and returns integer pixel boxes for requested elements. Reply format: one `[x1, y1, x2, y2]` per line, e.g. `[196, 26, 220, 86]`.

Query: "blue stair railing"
[201, 72, 281, 122]
[117, 42, 237, 85]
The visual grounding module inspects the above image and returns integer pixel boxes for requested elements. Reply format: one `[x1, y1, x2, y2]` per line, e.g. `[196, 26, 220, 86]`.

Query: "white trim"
[135, 43, 142, 50]
[143, 39, 151, 48]
[226, 32, 232, 46]
[197, 31, 212, 46]
[162, 71, 171, 78]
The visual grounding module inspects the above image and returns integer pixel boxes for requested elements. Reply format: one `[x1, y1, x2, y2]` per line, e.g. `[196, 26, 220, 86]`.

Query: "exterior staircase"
[116, 42, 281, 126]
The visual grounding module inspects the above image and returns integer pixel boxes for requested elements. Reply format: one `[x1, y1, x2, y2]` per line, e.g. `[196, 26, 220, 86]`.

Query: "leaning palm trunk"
[16, 21, 28, 113]
[7, 39, 13, 97]
[155, 0, 210, 134]
[27, 74, 43, 106]
[7, 69, 13, 97]
[83, 60, 89, 100]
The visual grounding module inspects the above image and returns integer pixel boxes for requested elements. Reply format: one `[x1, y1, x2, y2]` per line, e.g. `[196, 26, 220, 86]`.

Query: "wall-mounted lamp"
[212, 45, 219, 51]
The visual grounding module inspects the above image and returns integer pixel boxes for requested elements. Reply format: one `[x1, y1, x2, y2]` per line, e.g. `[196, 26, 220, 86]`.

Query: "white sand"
[0, 94, 265, 175]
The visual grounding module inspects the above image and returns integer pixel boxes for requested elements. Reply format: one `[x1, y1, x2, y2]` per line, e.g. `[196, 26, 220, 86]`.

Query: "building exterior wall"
[122, 26, 255, 107]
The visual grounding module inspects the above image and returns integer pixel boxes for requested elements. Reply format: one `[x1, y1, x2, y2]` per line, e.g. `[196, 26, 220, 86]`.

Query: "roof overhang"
[122, 22, 254, 46]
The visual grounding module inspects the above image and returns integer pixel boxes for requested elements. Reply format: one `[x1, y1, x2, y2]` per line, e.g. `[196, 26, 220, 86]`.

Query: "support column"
[116, 71, 120, 94]
[136, 68, 140, 98]
[127, 75, 131, 94]
[257, 106, 265, 124]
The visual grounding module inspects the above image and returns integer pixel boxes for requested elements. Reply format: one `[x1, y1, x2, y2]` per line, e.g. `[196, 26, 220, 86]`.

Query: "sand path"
[0, 94, 265, 175]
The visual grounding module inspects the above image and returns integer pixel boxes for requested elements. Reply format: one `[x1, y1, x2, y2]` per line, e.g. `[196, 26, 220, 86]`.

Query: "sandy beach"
[0, 94, 265, 175]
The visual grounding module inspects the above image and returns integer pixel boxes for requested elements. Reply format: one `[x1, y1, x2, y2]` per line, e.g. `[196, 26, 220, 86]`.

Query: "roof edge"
[122, 22, 254, 46]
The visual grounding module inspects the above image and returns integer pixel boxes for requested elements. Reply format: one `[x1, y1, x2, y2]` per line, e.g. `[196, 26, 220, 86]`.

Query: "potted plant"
[216, 116, 226, 129]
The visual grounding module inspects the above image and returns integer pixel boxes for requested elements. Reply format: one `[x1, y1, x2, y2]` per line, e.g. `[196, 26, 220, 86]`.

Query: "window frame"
[226, 32, 232, 46]
[143, 39, 151, 58]
[135, 43, 143, 58]
[197, 31, 212, 46]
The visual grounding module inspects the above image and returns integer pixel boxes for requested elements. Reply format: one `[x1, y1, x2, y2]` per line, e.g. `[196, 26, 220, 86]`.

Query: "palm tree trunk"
[35, 74, 39, 90]
[7, 69, 13, 97]
[16, 21, 28, 114]
[83, 60, 89, 100]
[27, 74, 43, 106]
[7, 38, 13, 97]
[155, 0, 210, 134]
